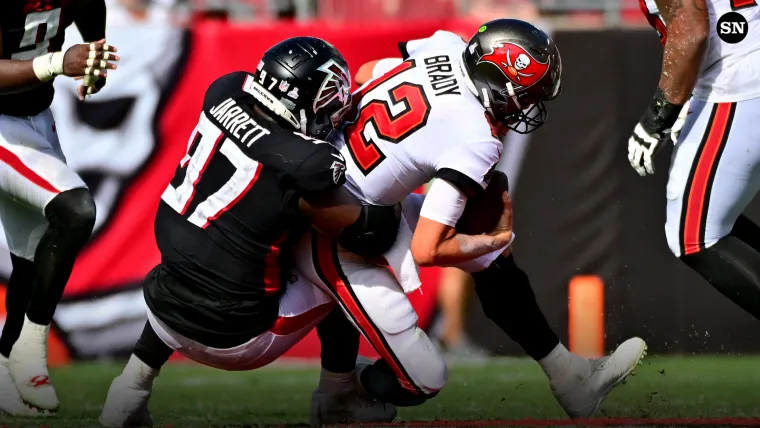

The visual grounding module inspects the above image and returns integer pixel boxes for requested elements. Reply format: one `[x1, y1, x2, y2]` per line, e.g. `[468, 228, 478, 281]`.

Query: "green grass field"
[3, 356, 760, 427]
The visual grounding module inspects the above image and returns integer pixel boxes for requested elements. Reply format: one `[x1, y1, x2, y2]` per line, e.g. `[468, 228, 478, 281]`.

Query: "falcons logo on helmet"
[314, 60, 351, 115]
[478, 42, 550, 89]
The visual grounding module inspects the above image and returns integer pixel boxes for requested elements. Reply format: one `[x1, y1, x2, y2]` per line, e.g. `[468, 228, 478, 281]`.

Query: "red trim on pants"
[313, 232, 420, 394]
[682, 103, 733, 255]
[268, 301, 334, 336]
[0, 145, 60, 194]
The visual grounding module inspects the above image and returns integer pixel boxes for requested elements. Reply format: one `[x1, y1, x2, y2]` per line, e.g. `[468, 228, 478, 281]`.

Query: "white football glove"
[628, 89, 684, 176]
[628, 123, 669, 176]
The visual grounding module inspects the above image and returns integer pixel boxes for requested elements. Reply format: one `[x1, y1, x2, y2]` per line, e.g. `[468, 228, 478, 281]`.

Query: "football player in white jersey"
[629, 1, 760, 322]
[295, 19, 647, 419]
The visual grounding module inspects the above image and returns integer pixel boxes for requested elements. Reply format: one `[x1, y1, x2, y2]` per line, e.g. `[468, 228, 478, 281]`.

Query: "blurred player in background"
[0, 0, 117, 416]
[435, 0, 551, 360]
[295, 19, 646, 419]
[628, 1, 760, 323]
[99, 37, 401, 428]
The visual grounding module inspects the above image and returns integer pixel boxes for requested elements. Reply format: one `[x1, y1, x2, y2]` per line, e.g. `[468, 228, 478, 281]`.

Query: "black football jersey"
[0, 0, 75, 116]
[145, 71, 347, 349]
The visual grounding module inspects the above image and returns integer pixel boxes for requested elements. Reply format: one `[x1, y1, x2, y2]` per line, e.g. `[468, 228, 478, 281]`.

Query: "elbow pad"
[338, 203, 401, 257]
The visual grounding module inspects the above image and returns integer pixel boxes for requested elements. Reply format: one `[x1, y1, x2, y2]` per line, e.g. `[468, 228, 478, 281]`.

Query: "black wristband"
[641, 88, 684, 134]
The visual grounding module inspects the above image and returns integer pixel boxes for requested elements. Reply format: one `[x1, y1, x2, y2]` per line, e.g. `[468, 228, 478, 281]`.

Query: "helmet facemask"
[306, 93, 352, 140]
[480, 72, 561, 135]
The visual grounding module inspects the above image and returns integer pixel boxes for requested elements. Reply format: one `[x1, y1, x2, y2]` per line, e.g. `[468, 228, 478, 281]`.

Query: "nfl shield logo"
[279, 80, 290, 92]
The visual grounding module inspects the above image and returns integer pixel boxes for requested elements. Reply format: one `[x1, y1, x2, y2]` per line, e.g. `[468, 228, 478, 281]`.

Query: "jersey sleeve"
[202, 71, 249, 112]
[434, 138, 502, 198]
[372, 58, 404, 79]
[399, 30, 466, 59]
[291, 142, 347, 192]
[201, 71, 344, 190]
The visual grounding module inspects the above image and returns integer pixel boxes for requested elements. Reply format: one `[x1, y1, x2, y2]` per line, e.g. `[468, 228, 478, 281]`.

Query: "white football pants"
[665, 97, 760, 257]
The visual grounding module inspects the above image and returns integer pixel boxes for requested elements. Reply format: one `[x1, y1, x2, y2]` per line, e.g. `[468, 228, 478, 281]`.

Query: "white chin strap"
[462, 59, 522, 115]
[247, 80, 306, 133]
[505, 81, 522, 110]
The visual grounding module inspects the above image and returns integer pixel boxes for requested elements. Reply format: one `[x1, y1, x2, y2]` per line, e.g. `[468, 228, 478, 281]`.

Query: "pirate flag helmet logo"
[477, 41, 550, 90]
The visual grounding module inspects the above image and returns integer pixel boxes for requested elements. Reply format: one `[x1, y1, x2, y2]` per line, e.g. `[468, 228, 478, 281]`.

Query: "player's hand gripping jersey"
[641, 0, 760, 103]
[147, 71, 347, 349]
[334, 30, 503, 207]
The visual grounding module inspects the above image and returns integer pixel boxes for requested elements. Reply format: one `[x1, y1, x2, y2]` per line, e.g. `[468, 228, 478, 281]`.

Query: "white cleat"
[0, 356, 42, 417]
[551, 337, 647, 418]
[8, 318, 59, 412]
[309, 388, 397, 427]
[99, 375, 154, 428]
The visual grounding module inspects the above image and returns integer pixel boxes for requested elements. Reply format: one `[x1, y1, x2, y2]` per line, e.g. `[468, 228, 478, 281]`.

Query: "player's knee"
[45, 188, 96, 243]
[385, 324, 448, 395]
[366, 309, 447, 395]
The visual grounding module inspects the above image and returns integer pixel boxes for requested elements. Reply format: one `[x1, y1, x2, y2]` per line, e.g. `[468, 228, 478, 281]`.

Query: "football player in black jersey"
[0, 0, 118, 416]
[99, 37, 400, 428]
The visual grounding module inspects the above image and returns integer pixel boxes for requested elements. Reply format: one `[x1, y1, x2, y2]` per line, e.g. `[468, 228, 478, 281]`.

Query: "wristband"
[642, 88, 684, 134]
[32, 52, 64, 82]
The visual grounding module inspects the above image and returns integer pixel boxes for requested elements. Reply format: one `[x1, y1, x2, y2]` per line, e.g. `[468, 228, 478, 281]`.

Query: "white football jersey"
[329, 30, 503, 206]
[641, 0, 760, 103]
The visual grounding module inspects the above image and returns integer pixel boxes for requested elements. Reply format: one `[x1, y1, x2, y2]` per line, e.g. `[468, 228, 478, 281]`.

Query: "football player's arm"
[72, 0, 109, 99]
[655, 0, 708, 104]
[411, 178, 513, 267]
[355, 58, 403, 86]
[74, 0, 107, 42]
[0, 25, 44, 92]
[295, 146, 401, 256]
[0, 21, 116, 94]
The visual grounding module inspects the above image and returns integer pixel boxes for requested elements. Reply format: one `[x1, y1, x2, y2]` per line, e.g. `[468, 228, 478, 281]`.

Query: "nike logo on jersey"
[424, 55, 461, 97]
[331, 152, 345, 162]
[208, 98, 271, 146]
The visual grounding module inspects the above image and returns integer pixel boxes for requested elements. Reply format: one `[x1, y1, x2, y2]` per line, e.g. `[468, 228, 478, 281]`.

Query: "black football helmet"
[250, 36, 352, 140]
[462, 19, 562, 134]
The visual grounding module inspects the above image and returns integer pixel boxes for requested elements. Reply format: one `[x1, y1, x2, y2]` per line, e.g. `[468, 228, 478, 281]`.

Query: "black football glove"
[628, 88, 684, 176]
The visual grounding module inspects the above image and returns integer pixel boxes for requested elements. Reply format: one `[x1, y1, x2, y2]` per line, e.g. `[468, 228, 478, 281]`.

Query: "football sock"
[26, 189, 95, 326]
[122, 354, 160, 390]
[472, 254, 560, 361]
[12, 316, 49, 359]
[538, 343, 580, 381]
[317, 367, 354, 394]
[681, 235, 760, 319]
[316, 308, 359, 374]
[133, 322, 173, 371]
[0, 256, 35, 358]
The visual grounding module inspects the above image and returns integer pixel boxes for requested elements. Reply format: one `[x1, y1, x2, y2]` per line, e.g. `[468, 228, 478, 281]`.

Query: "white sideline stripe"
[54, 288, 147, 330]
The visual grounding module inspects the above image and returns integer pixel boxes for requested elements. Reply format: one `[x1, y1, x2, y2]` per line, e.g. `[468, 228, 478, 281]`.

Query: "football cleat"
[309, 388, 397, 427]
[311, 356, 397, 427]
[0, 356, 42, 417]
[550, 337, 647, 418]
[99, 375, 154, 428]
[8, 319, 59, 412]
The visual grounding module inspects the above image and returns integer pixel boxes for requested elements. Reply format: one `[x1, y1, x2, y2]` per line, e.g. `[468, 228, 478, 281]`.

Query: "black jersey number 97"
[344, 60, 431, 175]
[732, 0, 758, 10]
[161, 117, 263, 229]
